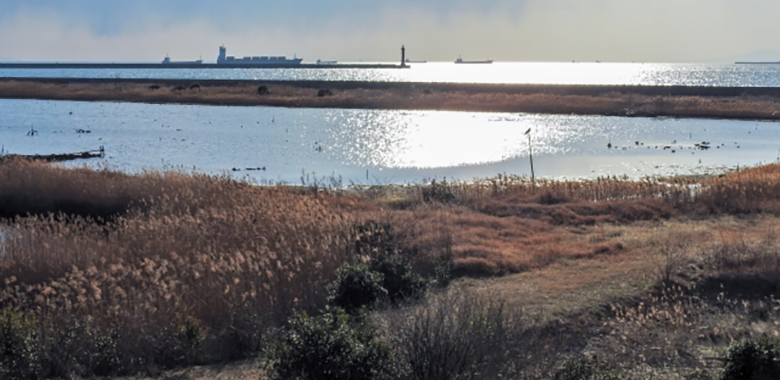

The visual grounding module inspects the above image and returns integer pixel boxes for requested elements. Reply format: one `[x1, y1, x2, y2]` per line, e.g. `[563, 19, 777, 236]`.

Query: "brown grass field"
[2, 159, 780, 379]
[3, 78, 780, 120]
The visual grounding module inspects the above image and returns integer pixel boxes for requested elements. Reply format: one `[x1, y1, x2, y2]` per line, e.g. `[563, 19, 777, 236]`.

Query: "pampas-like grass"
[3, 160, 780, 375]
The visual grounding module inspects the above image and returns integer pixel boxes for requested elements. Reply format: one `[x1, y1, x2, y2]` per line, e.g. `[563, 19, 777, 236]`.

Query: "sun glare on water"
[334, 110, 570, 169]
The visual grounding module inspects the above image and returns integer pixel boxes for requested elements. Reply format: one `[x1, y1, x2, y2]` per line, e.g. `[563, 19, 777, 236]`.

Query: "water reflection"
[330, 111, 561, 168]
[3, 62, 780, 87]
[0, 99, 776, 184]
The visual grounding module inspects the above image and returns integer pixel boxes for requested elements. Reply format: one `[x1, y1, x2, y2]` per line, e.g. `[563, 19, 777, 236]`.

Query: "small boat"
[316, 59, 338, 65]
[454, 56, 492, 64]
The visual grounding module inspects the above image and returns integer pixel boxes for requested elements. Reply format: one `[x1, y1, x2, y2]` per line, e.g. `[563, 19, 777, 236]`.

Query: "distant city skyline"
[2, 0, 780, 63]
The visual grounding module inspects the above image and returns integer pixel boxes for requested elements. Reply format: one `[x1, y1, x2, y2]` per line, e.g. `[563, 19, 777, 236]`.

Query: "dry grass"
[3, 160, 780, 377]
[589, 220, 780, 379]
[0, 160, 357, 376]
[430, 216, 780, 379]
[3, 79, 780, 119]
[349, 166, 780, 277]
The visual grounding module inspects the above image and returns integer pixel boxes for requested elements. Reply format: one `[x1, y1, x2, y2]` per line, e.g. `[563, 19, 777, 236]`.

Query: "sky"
[1, 0, 780, 63]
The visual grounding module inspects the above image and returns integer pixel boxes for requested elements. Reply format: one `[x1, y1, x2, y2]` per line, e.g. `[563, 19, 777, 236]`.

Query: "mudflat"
[2, 77, 780, 120]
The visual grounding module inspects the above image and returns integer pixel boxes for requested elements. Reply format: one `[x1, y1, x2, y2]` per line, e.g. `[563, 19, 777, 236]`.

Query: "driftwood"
[0, 146, 105, 163]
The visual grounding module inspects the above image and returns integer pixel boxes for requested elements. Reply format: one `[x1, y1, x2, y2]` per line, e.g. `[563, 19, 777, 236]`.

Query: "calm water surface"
[4, 62, 780, 87]
[0, 99, 777, 184]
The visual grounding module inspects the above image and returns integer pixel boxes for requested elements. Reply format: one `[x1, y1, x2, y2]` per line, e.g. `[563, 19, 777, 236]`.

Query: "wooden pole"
[525, 128, 535, 186]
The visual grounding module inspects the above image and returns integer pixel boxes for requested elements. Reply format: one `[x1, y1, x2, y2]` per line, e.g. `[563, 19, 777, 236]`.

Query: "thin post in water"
[525, 127, 535, 187]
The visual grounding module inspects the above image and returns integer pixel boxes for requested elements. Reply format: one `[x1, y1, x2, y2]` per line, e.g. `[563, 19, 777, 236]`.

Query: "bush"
[331, 221, 428, 312]
[433, 257, 452, 288]
[89, 327, 121, 377]
[553, 355, 621, 380]
[265, 308, 392, 380]
[368, 252, 427, 305]
[328, 262, 388, 313]
[328, 253, 427, 313]
[257, 84, 270, 95]
[0, 308, 42, 380]
[381, 289, 521, 380]
[721, 336, 780, 380]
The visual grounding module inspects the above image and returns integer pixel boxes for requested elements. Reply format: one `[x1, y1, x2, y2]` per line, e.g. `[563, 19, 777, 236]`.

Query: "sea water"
[0, 99, 776, 184]
[2, 62, 780, 87]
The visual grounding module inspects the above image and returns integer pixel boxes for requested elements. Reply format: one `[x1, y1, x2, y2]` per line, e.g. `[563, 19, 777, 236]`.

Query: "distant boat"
[316, 59, 338, 65]
[161, 55, 203, 65]
[454, 56, 492, 64]
[405, 58, 427, 63]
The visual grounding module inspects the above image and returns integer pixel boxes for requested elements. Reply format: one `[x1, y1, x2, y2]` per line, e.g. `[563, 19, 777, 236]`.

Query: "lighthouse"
[401, 45, 406, 67]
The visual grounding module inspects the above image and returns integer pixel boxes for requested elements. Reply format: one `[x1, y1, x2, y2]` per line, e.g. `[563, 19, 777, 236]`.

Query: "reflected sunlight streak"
[335, 111, 570, 169]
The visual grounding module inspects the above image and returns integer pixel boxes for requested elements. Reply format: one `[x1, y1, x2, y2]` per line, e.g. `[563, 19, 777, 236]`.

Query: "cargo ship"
[217, 45, 302, 65]
[161, 55, 203, 65]
[454, 56, 493, 64]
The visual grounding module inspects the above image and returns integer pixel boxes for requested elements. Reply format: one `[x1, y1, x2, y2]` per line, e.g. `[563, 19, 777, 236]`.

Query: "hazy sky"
[1, 0, 779, 63]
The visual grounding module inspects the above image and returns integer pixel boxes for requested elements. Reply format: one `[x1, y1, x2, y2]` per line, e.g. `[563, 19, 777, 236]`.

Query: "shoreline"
[2, 78, 780, 120]
[0, 62, 407, 69]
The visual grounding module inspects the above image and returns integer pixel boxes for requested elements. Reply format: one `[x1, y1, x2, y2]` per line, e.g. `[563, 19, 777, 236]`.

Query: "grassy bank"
[2, 160, 780, 378]
[3, 78, 780, 119]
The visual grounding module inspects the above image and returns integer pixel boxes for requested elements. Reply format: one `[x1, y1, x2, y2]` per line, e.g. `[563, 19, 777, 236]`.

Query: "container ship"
[216, 45, 302, 66]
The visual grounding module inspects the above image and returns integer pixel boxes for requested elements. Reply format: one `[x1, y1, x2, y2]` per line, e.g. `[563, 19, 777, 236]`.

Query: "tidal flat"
[3, 78, 780, 120]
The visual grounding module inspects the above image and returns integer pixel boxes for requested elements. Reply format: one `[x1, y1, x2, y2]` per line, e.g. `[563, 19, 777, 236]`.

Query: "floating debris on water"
[1, 146, 105, 163]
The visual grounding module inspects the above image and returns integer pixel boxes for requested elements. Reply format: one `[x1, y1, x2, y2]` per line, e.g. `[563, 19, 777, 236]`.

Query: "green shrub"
[328, 262, 387, 313]
[368, 252, 427, 304]
[721, 336, 780, 380]
[0, 308, 42, 380]
[89, 327, 121, 377]
[265, 308, 392, 380]
[328, 252, 427, 313]
[42, 317, 95, 378]
[433, 256, 452, 288]
[337, 220, 428, 310]
[148, 318, 209, 369]
[176, 316, 208, 364]
[553, 355, 621, 380]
